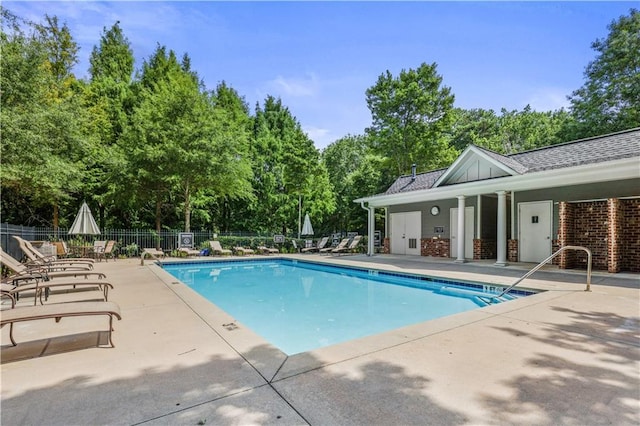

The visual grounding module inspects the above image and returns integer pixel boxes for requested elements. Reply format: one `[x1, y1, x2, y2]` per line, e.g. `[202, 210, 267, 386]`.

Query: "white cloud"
[303, 125, 332, 150]
[526, 87, 571, 111]
[268, 73, 320, 97]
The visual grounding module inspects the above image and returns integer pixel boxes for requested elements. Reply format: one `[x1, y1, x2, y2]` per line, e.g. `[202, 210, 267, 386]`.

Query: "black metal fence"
[0, 223, 295, 260]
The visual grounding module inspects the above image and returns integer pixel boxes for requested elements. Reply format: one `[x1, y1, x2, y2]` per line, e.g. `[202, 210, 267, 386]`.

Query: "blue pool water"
[163, 259, 530, 355]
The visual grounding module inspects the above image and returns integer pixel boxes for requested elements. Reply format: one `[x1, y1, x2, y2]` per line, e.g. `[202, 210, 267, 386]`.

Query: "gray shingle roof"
[385, 169, 445, 195]
[384, 128, 640, 195]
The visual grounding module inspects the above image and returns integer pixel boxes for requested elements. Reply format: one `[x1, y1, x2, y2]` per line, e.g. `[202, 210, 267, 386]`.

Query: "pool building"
[355, 128, 640, 273]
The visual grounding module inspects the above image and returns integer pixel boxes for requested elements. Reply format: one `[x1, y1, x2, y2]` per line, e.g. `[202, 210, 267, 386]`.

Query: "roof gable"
[432, 145, 523, 187]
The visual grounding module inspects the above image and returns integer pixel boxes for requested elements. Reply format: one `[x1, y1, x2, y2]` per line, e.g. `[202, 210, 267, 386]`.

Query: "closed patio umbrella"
[301, 213, 314, 236]
[68, 202, 101, 236]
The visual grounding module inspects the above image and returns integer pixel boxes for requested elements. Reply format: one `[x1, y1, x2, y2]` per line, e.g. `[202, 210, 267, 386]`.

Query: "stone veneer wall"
[473, 239, 496, 260]
[421, 238, 450, 257]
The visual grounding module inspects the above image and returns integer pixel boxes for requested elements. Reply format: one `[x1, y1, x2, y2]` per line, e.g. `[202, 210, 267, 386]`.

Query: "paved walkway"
[2, 255, 638, 425]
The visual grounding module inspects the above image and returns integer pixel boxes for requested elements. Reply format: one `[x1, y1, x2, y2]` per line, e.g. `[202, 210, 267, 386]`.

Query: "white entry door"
[390, 211, 421, 255]
[450, 207, 474, 259]
[519, 201, 552, 263]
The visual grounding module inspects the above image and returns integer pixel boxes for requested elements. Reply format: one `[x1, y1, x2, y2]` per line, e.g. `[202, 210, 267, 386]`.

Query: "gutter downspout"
[360, 201, 374, 256]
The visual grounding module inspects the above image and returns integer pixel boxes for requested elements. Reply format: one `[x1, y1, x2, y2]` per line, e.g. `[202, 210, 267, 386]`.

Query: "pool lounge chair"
[302, 236, 329, 253]
[233, 246, 255, 256]
[332, 235, 363, 255]
[1, 247, 107, 282]
[209, 241, 232, 256]
[142, 248, 165, 260]
[320, 238, 349, 255]
[13, 236, 94, 270]
[257, 246, 279, 255]
[178, 247, 201, 257]
[2, 278, 113, 305]
[0, 297, 122, 348]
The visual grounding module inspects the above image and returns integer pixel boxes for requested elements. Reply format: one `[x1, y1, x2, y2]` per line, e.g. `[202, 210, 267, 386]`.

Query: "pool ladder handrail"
[494, 245, 592, 300]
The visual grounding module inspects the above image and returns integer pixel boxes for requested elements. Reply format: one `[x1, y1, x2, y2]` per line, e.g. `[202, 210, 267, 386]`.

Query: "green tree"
[322, 135, 392, 234]
[365, 62, 458, 176]
[568, 9, 640, 138]
[448, 107, 573, 154]
[0, 10, 87, 228]
[242, 96, 335, 235]
[85, 21, 135, 228]
[125, 47, 253, 233]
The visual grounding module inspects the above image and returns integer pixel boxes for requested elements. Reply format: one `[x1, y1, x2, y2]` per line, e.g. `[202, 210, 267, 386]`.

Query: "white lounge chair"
[209, 241, 232, 256]
[332, 235, 363, 255]
[302, 237, 329, 253]
[0, 297, 122, 347]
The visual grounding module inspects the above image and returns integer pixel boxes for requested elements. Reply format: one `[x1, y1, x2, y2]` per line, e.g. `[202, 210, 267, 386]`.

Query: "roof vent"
[411, 164, 417, 181]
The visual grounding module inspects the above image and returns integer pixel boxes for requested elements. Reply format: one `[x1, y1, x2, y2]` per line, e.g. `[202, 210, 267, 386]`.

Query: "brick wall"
[573, 201, 608, 270]
[557, 202, 575, 268]
[621, 199, 640, 272]
[473, 239, 496, 260]
[422, 238, 450, 257]
[383, 237, 390, 254]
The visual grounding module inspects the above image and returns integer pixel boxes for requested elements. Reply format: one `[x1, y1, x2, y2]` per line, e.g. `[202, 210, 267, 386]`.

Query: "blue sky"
[6, 1, 636, 149]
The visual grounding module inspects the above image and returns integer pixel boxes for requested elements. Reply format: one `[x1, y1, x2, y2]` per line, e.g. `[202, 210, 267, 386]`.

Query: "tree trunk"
[155, 199, 162, 234]
[184, 183, 191, 232]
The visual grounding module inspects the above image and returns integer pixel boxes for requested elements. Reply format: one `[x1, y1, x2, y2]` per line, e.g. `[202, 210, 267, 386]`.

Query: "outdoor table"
[69, 245, 92, 257]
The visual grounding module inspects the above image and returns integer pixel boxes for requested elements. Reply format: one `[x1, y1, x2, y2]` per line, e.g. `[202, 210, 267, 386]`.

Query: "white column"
[456, 195, 466, 263]
[495, 190, 508, 266]
[368, 206, 375, 256]
[477, 195, 482, 239]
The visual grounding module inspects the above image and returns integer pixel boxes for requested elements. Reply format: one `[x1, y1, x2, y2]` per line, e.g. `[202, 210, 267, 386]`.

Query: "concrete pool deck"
[2, 254, 638, 425]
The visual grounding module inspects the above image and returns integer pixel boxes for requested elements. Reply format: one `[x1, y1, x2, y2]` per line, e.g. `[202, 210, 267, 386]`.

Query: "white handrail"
[497, 245, 592, 299]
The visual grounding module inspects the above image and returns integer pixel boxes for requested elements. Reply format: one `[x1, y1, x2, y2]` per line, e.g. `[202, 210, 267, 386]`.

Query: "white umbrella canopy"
[68, 202, 101, 235]
[301, 213, 314, 236]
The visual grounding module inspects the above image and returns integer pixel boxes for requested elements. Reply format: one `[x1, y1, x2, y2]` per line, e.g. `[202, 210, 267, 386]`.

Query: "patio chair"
[257, 246, 279, 255]
[320, 238, 349, 255]
[0, 296, 122, 348]
[332, 235, 363, 255]
[302, 236, 329, 253]
[209, 240, 232, 256]
[90, 241, 107, 260]
[13, 236, 94, 271]
[102, 240, 118, 261]
[233, 246, 255, 256]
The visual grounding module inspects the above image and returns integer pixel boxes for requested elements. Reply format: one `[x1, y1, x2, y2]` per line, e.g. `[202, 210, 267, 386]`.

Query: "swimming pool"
[163, 259, 532, 355]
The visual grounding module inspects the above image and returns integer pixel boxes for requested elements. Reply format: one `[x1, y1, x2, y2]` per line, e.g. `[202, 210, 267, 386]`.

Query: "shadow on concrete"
[1, 331, 112, 363]
[272, 350, 468, 425]
[485, 306, 640, 424]
[1, 341, 467, 425]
